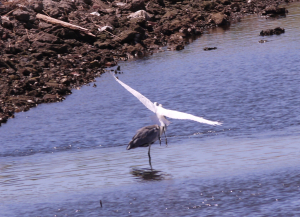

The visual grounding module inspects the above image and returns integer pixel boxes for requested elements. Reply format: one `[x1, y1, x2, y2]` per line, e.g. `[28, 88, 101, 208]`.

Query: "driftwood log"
[36, 13, 96, 37]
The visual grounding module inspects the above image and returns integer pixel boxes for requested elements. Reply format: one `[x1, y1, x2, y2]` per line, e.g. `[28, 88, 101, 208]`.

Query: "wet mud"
[0, 0, 294, 125]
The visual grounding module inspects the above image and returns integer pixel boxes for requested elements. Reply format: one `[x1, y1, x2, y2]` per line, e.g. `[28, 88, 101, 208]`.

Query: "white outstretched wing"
[111, 73, 221, 126]
[111, 73, 156, 113]
[158, 107, 222, 126]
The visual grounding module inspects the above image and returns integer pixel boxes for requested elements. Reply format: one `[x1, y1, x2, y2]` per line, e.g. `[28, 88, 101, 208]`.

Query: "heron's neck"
[157, 114, 170, 127]
[159, 126, 164, 136]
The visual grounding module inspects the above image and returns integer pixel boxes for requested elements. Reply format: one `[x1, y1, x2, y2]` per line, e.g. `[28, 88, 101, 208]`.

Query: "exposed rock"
[219, 0, 231, 5]
[43, 94, 59, 102]
[230, 3, 241, 13]
[94, 41, 114, 49]
[90, 12, 100, 16]
[204, 47, 217, 51]
[262, 5, 287, 16]
[83, 0, 93, 5]
[12, 9, 30, 22]
[125, 0, 146, 12]
[128, 10, 150, 21]
[35, 32, 62, 44]
[97, 25, 114, 32]
[116, 30, 140, 44]
[209, 13, 228, 26]
[32, 2, 44, 13]
[1, 19, 13, 29]
[260, 27, 285, 36]
[167, 44, 184, 51]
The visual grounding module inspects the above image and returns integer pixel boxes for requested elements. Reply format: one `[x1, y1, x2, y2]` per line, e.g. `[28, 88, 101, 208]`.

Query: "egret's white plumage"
[111, 73, 222, 127]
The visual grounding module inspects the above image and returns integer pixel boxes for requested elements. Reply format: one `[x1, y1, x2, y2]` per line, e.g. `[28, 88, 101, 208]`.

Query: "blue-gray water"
[1, 3, 300, 216]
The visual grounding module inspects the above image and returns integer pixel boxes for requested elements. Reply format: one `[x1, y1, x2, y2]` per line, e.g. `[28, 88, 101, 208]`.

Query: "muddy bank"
[0, 0, 295, 126]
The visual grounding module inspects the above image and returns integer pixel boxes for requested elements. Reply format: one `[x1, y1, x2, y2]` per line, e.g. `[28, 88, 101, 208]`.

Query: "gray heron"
[127, 125, 161, 169]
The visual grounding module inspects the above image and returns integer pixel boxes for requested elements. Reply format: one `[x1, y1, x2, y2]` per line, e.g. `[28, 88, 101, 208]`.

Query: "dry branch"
[36, 13, 96, 37]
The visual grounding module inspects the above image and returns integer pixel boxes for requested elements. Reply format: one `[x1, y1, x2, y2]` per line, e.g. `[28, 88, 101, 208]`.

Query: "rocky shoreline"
[0, 0, 295, 126]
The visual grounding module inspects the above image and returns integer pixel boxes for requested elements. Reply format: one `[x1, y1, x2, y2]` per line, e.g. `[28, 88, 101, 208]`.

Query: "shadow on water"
[130, 168, 171, 181]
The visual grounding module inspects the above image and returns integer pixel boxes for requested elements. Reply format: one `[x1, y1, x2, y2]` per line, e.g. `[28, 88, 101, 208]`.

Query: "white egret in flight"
[111, 73, 222, 144]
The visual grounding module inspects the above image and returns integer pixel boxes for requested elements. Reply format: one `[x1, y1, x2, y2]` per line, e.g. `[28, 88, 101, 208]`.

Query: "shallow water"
[1, 2, 300, 216]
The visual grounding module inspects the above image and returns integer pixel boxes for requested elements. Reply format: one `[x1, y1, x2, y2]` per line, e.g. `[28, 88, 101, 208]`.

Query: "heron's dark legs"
[163, 129, 168, 147]
[159, 136, 162, 146]
[148, 144, 153, 170]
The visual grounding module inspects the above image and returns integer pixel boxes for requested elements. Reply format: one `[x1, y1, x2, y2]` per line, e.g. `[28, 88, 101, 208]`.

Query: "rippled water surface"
[1, 3, 300, 216]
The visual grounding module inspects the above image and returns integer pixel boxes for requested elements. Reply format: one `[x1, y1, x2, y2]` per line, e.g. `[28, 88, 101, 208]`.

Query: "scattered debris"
[36, 13, 96, 37]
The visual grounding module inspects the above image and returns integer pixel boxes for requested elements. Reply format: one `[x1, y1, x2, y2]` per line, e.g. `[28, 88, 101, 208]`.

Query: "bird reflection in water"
[130, 168, 169, 181]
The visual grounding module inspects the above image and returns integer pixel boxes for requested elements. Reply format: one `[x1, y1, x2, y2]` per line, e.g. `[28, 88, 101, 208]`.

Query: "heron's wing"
[158, 107, 222, 126]
[111, 73, 156, 113]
